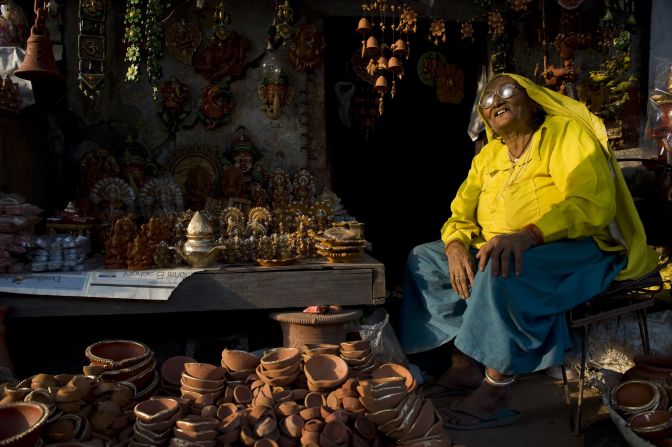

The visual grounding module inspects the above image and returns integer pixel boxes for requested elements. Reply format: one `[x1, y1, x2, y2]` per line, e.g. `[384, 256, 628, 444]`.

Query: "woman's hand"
[445, 241, 475, 299]
[475, 230, 536, 278]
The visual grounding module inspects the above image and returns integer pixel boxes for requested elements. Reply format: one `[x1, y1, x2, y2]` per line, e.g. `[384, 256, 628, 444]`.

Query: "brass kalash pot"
[175, 211, 224, 268]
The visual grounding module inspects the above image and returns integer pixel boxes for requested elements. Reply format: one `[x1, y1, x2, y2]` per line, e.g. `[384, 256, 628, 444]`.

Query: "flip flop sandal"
[441, 407, 522, 431]
[421, 382, 476, 399]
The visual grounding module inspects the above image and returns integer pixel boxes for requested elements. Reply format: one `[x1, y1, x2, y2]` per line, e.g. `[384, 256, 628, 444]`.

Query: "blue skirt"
[399, 238, 626, 374]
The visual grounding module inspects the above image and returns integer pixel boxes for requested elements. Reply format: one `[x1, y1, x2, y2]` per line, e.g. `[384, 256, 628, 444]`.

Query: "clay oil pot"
[610, 380, 660, 415]
[629, 410, 672, 441]
[0, 402, 50, 447]
[85, 339, 151, 370]
[134, 397, 180, 424]
[623, 354, 672, 383]
[304, 354, 349, 389]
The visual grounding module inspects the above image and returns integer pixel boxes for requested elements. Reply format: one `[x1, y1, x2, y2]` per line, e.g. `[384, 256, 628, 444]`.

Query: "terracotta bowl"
[222, 349, 260, 372]
[161, 355, 197, 387]
[85, 339, 151, 370]
[184, 363, 227, 381]
[629, 410, 672, 440]
[0, 402, 50, 447]
[257, 361, 300, 379]
[360, 390, 407, 413]
[340, 340, 370, 352]
[260, 347, 300, 371]
[181, 370, 226, 390]
[340, 348, 372, 360]
[399, 398, 437, 442]
[371, 363, 416, 392]
[611, 380, 660, 414]
[134, 397, 180, 424]
[304, 354, 349, 389]
[302, 344, 341, 356]
[175, 415, 219, 432]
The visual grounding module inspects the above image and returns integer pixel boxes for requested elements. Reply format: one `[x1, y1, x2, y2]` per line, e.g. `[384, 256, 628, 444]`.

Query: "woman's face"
[481, 76, 537, 135]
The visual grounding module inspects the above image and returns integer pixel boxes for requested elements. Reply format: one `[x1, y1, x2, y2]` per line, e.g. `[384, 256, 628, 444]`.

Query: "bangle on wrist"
[523, 224, 544, 246]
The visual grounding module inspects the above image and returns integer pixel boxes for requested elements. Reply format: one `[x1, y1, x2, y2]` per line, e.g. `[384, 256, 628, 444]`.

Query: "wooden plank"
[0, 254, 386, 318]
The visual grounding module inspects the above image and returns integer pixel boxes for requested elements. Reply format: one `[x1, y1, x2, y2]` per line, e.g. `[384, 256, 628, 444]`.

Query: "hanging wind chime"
[354, 1, 416, 116]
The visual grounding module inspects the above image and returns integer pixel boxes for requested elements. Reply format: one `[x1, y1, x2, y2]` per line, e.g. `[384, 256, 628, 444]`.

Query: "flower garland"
[123, 0, 142, 82]
[145, 0, 164, 98]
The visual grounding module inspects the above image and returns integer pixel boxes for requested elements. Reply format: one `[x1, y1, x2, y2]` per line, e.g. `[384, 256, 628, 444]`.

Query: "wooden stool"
[269, 309, 363, 350]
[563, 258, 669, 434]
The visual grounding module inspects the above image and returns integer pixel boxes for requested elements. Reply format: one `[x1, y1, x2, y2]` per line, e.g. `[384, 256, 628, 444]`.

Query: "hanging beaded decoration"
[78, 0, 106, 99]
[144, 0, 164, 99]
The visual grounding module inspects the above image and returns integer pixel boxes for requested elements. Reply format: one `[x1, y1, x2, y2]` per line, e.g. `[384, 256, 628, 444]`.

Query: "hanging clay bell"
[387, 56, 403, 76]
[374, 75, 388, 94]
[365, 36, 380, 57]
[392, 39, 408, 58]
[377, 56, 388, 70]
[356, 17, 371, 34]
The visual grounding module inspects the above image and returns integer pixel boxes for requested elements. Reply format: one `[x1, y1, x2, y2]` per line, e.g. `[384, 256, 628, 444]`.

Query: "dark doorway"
[324, 17, 487, 288]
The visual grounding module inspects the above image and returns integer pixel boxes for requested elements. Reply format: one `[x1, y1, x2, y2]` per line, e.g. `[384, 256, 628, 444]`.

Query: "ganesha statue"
[258, 72, 294, 120]
[198, 80, 236, 129]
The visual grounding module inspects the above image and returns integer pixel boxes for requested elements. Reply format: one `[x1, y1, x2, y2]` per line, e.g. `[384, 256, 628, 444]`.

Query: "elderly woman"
[400, 73, 658, 430]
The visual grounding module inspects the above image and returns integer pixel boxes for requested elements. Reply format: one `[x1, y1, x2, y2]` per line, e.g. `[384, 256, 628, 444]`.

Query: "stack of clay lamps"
[221, 348, 260, 381]
[160, 355, 196, 395]
[256, 347, 301, 387]
[339, 340, 378, 377]
[84, 339, 158, 400]
[301, 343, 340, 364]
[303, 353, 349, 392]
[132, 397, 182, 445]
[315, 227, 367, 263]
[179, 362, 227, 412]
[359, 364, 451, 446]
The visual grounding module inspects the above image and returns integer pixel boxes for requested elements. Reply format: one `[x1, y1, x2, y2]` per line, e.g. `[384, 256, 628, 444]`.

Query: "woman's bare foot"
[423, 351, 484, 396]
[440, 369, 514, 428]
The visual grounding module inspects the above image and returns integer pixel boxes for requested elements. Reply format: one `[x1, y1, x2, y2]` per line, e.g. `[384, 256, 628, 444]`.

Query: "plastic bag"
[358, 308, 408, 367]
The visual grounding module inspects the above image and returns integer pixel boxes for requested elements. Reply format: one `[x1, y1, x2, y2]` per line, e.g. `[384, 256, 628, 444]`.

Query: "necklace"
[507, 134, 534, 162]
[493, 136, 535, 207]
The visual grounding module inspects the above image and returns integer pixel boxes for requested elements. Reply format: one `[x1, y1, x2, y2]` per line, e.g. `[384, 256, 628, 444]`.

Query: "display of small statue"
[127, 234, 152, 270]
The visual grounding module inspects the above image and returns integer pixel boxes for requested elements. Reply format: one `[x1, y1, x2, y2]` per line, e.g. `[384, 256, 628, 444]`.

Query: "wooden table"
[0, 254, 386, 318]
[0, 255, 385, 372]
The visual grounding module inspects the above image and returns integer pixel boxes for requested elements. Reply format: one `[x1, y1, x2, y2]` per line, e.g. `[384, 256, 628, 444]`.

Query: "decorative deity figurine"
[258, 72, 295, 120]
[127, 234, 152, 270]
[288, 24, 326, 72]
[197, 80, 236, 130]
[184, 165, 213, 210]
[159, 78, 191, 133]
[222, 126, 265, 205]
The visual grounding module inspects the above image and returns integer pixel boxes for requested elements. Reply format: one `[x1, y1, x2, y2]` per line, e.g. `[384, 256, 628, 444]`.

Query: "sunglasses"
[480, 83, 518, 109]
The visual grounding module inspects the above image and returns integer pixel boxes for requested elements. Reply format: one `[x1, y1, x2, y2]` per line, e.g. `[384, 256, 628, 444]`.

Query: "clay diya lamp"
[255, 440, 279, 447]
[0, 402, 50, 447]
[260, 347, 300, 370]
[183, 363, 227, 381]
[398, 398, 437, 442]
[181, 370, 226, 391]
[371, 363, 417, 392]
[281, 414, 304, 438]
[233, 384, 253, 404]
[175, 415, 219, 432]
[85, 339, 151, 370]
[303, 343, 341, 356]
[299, 406, 322, 421]
[217, 429, 240, 445]
[340, 340, 370, 352]
[222, 349, 260, 372]
[304, 391, 325, 409]
[134, 397, 180, 424]
[257, 361, 300, 379]
[304, 354, 349, 390]
[276, 401, 300, 417]
[173, 426, 218, 441]
[253, 416, 278, 439]
[160, 355, 196, 388]
[320, 420, 350, 447]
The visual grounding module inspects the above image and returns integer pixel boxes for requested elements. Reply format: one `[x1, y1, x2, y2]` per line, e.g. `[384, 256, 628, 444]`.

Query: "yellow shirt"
[441, 115, 624, 254]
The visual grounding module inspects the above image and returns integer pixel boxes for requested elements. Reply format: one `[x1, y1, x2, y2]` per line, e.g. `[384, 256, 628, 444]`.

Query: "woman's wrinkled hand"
[445, 241, 475, 300]
[475, 230, 536, 278]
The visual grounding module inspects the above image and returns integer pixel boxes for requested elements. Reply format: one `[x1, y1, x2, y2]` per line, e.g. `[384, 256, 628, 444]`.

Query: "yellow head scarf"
[479, 73, 658, 280]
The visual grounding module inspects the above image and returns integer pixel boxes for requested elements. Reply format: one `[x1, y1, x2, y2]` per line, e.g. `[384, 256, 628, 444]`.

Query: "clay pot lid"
[85, 339, 151, 370]
[161, 355, 196, 386]
[269, 309, 362, 325]
[0, 402, 50, 445]
[304, 354, 349, 388]
[222, 349, 260, 372]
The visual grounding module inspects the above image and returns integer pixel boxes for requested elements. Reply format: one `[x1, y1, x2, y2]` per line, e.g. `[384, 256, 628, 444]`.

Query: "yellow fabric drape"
[477, 73, 658, 280]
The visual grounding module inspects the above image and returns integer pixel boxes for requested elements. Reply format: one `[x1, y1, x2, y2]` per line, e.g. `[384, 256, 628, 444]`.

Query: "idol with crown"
[219, 126, 267, 209]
